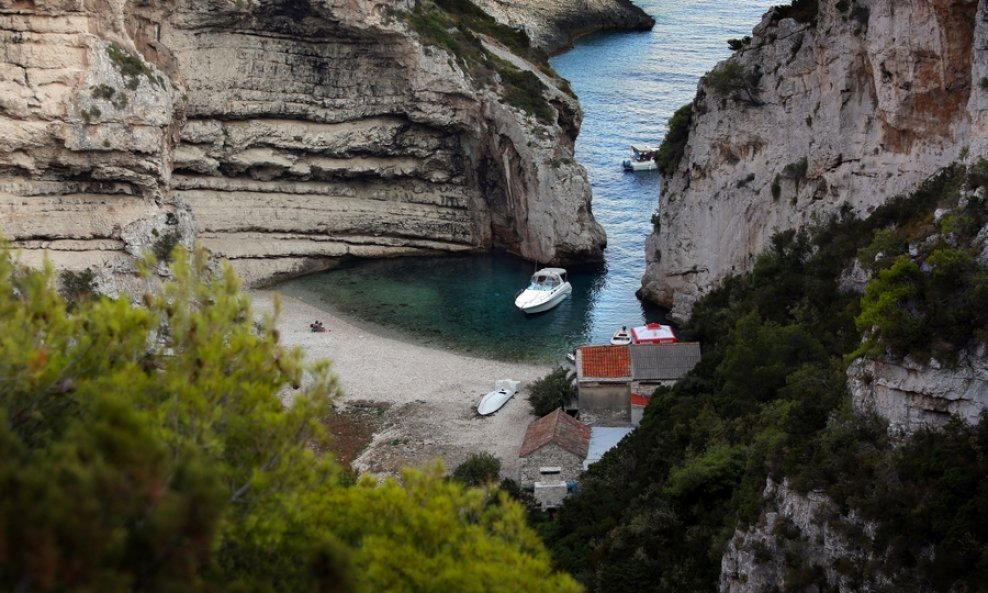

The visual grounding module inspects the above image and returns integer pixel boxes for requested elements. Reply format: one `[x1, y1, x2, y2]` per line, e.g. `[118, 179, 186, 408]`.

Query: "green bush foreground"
[0, 247, 579, 593]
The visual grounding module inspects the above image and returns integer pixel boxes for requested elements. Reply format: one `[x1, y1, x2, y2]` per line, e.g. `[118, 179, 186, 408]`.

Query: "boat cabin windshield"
[630, 145, 656, 161]
[529, 272, 562, 290]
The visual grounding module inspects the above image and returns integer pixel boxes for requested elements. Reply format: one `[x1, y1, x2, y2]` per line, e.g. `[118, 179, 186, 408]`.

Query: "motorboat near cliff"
[514, 268, 572, 314]
[477, 379, 520, 416]
[622, 144, 658, 171]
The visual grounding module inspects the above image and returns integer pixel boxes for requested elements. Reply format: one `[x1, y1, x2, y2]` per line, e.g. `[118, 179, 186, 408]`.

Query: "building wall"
[632, 379, 676, 395]
[577, 382, 631, 425]
[533, 481, 569, 511]
[519, 443, 583, 485]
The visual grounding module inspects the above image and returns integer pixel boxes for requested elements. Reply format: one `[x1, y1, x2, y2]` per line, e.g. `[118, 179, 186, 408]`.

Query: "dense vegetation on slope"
[0, 247, 579, 593]
[542, 164, 988, 592]
[401, 0, 559, 123]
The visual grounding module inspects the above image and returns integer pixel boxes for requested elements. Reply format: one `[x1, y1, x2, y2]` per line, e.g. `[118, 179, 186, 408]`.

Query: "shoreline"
[252, 288, 554, 480]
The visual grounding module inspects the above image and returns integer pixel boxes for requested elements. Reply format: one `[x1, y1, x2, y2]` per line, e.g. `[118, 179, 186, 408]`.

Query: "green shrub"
[152, 230, 181, 263]
[857, 228, 907, 273]
[527, 367, 575, 417]
[655, 103, 693, 176]
[853, 256, 927, 358]
[727, 36, 751, 51]
[451, 452, 501, 486]
[775, 0, 819, 25]
[782, 157, 808, 187]
[107, 44, 157, 90]
[705, 60, 761, 104]
[498, 63, 553, 123]
[58, 268, 97, 307]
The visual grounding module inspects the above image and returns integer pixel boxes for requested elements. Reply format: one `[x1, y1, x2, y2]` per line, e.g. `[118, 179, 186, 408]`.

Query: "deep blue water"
[276, 0, 776, 363]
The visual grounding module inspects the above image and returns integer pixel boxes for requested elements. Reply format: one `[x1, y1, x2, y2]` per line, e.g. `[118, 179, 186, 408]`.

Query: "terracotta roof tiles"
[519, 409, 591, 459]
[578, 345, 632, 379]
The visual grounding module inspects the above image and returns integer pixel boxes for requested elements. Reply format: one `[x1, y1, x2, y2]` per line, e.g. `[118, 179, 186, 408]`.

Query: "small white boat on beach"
[477, 379, 521, 416]
[611, 326, 632, 345]
[514, 268, 572, 314]
[622, 144, 659, 172]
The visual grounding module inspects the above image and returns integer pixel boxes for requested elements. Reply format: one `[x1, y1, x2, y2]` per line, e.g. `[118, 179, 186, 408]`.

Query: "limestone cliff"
[470, 0, 654, 55]
[721, 479, 894, 593]
[642, 0, 987, 322]
[0, 0, 610, 288]
[848, 340, 988, 437]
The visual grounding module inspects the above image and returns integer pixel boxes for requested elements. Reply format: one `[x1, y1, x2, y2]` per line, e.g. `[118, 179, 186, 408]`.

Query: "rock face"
[0, 1, 192, 293]
[847, 345, 988, 437]
[470, 0, 654, 54]
[642, 0, 987, 321]
[721, 478, 892, 593]
[0, 0, 608, 288]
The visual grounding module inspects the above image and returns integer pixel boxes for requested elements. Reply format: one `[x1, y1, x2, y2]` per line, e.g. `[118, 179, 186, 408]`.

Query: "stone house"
[518, 408, 590, 493]
[575, 345, 633, 425]
[577, 342, 702, 425]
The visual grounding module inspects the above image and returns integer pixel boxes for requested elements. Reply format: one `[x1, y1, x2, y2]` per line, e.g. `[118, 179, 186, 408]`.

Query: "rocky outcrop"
[642, 0, 987, 321]
[721, 478, 893, 593]
[0, 1, 192, 293]
[847, 344, 988, 437]
[471, 0, 654, 54]
[1, 0, 607, 288]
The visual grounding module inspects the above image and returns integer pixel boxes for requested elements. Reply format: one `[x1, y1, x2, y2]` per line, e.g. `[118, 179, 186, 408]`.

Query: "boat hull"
[514, 283, 572, 314]
[477, 389, 513, 415]
[623, 159, 658, 172]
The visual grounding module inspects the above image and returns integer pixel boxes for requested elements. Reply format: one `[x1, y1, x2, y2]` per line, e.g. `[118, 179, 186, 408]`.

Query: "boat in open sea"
[514, 268, 572, 314]
[622, 144, 658, 171]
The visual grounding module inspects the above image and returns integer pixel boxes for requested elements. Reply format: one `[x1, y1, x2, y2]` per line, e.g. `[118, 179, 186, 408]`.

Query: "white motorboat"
[611, 326, 632, 345]
[477, 379, 520, 416]
[514, 268, 572, 314]
[622, 144, 659, 171]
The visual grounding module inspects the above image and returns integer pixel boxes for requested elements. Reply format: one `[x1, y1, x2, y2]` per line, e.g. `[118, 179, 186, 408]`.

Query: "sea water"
[277, 0, 777, 363]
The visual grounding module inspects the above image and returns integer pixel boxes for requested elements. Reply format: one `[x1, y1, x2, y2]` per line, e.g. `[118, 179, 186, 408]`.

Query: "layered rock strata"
[471, 0, 654, 54]
[0, 0, 610, 288]
[847, 345, 988, 437]
[0, 2, 191, 293]
[642, 0, 987, 321]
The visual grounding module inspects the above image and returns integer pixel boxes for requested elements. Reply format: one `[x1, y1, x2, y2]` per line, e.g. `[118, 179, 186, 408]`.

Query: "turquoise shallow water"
[277, 0, 777, 363]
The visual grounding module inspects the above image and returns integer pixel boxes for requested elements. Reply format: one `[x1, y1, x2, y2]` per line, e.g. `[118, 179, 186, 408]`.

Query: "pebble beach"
[252, 289, 554, 479]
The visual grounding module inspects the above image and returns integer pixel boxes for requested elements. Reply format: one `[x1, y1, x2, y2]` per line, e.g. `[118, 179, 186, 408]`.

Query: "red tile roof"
[519, 409, 591, 459]
[579, 345, 631, 379]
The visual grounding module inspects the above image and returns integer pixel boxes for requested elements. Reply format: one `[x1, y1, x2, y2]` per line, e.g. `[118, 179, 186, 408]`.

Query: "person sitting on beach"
[310, 320, 326, 333]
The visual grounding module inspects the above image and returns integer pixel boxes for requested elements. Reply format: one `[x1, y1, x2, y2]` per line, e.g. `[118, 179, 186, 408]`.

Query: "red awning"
[630, 393, 650, 407]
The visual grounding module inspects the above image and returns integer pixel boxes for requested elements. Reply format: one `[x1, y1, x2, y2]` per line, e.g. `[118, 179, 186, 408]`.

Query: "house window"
[539, 467, 562, 475]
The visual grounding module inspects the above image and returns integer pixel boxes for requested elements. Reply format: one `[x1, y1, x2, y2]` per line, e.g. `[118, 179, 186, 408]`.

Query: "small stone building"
[575, 345, 632, 425]
[518, 409, 590, 487]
